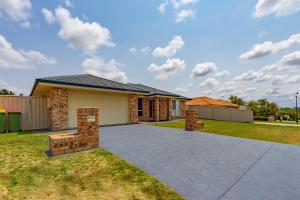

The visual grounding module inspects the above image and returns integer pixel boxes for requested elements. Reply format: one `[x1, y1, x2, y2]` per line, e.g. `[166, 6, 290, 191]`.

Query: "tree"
[247, 98, 279, 117]
[229, 95, 245, 106]
[247, 100, 258, 115]
[0, 89, 15, 95]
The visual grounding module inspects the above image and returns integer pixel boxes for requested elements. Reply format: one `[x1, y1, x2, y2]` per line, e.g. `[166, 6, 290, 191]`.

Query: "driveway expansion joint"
[217, 143, 275, 200]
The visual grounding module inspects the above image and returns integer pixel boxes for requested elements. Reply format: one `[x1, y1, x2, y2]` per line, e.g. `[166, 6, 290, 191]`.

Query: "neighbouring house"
[186, 96, 253, 123]
[30, 74, 188, 130]
[186, 96, 239, 109]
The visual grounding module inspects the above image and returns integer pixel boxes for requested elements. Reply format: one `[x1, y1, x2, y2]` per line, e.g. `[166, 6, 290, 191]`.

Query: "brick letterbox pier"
[185, 109, 204, 131]
[49, 107, 99, 156]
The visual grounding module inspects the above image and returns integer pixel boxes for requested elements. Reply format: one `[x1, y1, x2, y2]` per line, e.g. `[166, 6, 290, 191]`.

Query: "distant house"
[30, 74, 188, 130]
[186, 96, 239, 108]
[186, 96, 253, 123]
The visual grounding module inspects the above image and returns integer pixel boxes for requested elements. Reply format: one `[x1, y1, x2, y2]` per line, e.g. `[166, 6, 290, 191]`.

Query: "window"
[138, 98, 143, 116]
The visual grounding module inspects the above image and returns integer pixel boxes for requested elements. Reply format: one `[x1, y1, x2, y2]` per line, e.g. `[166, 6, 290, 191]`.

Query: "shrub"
[254, 116, 269, 121]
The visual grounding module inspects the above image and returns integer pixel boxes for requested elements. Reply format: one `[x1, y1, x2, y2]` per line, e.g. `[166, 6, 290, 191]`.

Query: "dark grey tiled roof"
[127, 83, 181, 97]
[31, 74, 148, 95]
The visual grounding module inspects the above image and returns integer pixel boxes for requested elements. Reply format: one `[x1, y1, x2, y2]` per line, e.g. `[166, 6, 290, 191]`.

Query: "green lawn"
[0, 132, 184, 200]
[149, 119, 300, 146]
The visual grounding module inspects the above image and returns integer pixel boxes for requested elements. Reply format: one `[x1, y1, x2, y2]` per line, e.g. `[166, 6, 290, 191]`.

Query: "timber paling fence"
[0, 95, 49, 130]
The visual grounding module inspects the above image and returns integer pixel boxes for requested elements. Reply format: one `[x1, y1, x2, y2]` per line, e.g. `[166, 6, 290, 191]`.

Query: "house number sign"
[87, 115, 96, 122]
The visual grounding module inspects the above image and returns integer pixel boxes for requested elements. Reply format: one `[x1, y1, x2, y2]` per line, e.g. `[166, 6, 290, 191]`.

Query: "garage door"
[68, 89, 129, 127]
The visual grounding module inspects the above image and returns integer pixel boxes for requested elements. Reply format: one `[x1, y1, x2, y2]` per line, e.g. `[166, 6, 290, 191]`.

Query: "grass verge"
[149, 119, 300, 146]
[0, 132, 184, 200]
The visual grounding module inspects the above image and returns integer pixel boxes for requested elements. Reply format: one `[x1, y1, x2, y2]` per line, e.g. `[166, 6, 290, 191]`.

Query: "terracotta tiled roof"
[186, 96, 239, 108]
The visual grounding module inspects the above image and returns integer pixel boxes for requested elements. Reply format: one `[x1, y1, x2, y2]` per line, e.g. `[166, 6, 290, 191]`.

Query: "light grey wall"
[188, 105, 253, 123]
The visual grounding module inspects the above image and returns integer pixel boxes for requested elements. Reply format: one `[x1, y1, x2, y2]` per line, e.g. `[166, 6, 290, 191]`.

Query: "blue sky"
[0, 0, 300, 106]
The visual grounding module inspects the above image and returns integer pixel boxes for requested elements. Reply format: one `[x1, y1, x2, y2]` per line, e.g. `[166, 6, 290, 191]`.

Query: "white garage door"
[68, 89, 129, 127]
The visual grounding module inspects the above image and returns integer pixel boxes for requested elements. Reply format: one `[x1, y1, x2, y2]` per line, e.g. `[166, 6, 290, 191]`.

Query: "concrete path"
[102, 124, 300, 200]
[255, 121, 300, 127]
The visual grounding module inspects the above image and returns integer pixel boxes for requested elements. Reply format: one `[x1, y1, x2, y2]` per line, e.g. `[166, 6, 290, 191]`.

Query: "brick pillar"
[129, 95, 138, 124]
[154, 97, 160, 122]
[185, 109, 201, 131]
[48, 87, 68, 130]
[77, 107, 99, 149]
[168, 99, 172, 120]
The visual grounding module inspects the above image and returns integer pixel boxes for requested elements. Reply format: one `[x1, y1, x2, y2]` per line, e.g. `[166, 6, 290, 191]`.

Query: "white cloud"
[213, 70, 230, 78]
[129, 47, 137, 53]
[0, 0, 31, 21]
[234, 70, 260, 82]
[0, 79, 27, 95]
[129, 46, 150, 55]
[82, 56, 127, 83]
[270, 75, 287, 85]
[286, 75, 300, 83]
[20, 21, 30, 28]
[257, 30, 268, 38]
[54, 7, 115, 53]
[279, 50, 300, 66]
[65, 0, 73, 7]
[147, 58, 186, 80]
[191, 62, 218, 77]
[41, 8, 56, 24]
[175, 9, 195, 23]
[0, 34, 56, 69]
[153, 35, 184, 58]
[240, 33, 300, 60]
[254, 0, 300, 18]
[199, 78, 220, 88]
[171, 0, 198, 9]
[175, 83, 193, 92]
[158, 1, 168, 13]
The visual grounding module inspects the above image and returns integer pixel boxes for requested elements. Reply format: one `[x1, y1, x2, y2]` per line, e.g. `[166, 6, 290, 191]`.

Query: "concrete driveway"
[102, 124, 300, 200]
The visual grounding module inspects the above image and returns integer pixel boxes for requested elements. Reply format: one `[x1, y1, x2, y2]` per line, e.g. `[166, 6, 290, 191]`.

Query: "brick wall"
[48, 87, 68, 130]
[141, 98, 150, 121]
[154, 98, 160, 122]
[159, 98, 169, 121]
[185, 109, 203, 131]
[49, 107, 99, 156]
[129, 95, 138, 124]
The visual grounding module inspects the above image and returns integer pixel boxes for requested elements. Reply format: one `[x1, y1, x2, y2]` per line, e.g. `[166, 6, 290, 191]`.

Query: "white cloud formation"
[0, 0, 31, 21]
[279, 50, 300, 66]
[213, 70, 230, 78]
[153, 35, 184, 58]
[0, 34, 56, 69]
[240, 33, 300, 60]
[257, 30, 268, 38]
[286, 75, 300, 83]
[270, 75, 287, 85]
[175, 9, 195, 23]
[158, 1, 168, 13]
[54, 7, 115, 53]
[199, 78, 220, 88]
[171, 0, 198, 9]
[65, 0, 73, 7]
[191, 62, 218, 77]
[147, 58, 186, 80]
[254, 0, 300, 18]
[82, 56, 127, 83]
[41, 8, 56, 24]
[0, 79, 27, 95]
[129, 46, 150, 55]
[175, 83, 193, 92]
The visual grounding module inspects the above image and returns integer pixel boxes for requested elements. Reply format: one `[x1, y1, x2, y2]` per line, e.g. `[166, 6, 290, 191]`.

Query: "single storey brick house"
[30, 74, 188, 130]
